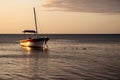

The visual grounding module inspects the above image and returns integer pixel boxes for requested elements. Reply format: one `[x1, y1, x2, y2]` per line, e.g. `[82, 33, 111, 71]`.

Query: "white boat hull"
[20, 38, 49, 48]
[20, 41, 44, 48]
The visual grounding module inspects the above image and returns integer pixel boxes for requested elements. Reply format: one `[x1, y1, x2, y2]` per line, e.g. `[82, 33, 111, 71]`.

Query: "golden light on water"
[24, 47, 32, 51]
[21, 46, 32, 55]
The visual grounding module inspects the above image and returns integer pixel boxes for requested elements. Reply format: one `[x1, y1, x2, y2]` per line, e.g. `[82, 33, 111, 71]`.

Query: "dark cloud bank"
[43, 0, 120, 13]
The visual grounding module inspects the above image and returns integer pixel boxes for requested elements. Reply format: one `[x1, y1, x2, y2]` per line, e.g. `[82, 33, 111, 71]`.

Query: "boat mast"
[33, 7, 38, 38]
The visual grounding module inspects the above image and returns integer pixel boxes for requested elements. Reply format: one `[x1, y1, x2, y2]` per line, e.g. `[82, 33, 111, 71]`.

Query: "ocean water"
[0, 34, 120, 80]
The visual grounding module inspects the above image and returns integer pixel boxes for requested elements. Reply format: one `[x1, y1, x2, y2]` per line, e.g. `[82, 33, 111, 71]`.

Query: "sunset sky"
[0, 0, 120, 34]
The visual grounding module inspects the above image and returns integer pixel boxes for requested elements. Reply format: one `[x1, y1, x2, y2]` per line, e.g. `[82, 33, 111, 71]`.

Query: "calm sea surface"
[0, 34, 120, 80]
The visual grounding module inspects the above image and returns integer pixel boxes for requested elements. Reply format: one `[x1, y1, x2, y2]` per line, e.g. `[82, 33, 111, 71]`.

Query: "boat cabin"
[23, 30, 38, 39]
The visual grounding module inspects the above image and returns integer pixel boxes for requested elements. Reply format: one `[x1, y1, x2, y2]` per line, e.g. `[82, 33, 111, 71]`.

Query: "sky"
[0, 0, 120, 34]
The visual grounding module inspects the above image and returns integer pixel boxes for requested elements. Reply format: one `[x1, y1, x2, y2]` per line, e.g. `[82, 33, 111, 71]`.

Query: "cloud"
[43, 0, 120, 13]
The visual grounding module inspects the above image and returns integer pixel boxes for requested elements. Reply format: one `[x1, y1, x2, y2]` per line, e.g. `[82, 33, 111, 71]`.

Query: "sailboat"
[20, 7, 49, 48]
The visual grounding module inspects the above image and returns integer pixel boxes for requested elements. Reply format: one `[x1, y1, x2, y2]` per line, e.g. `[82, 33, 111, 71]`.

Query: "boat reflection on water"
[20, 46, 49, 79]
[21, 46, 49, 55]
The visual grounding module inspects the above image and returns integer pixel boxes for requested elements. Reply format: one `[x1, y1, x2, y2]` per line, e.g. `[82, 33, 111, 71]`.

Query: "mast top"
[33, 7, 38, 38]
